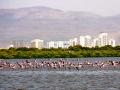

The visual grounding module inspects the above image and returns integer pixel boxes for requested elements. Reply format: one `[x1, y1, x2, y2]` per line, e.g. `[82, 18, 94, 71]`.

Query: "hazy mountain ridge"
[0, 6, 120, 48]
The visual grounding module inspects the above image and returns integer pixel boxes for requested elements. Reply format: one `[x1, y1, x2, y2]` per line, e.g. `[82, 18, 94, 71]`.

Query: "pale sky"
[0, 0, 120, 16]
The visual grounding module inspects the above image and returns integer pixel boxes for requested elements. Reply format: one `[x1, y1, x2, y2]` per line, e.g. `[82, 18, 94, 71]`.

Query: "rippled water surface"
[0, 58, 120, 90]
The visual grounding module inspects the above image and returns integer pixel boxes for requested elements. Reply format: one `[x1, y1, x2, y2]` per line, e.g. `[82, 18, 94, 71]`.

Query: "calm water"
[0, 57, 120, 90]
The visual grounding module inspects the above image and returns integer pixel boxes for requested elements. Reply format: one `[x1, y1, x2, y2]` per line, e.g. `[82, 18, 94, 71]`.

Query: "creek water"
[0, 57, 120, 90]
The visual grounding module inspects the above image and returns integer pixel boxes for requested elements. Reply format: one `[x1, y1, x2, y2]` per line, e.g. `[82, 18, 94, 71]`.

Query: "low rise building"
[11, 40, 29, 48]
[47, 41, 70, 48]
[69, 38, 78, 46]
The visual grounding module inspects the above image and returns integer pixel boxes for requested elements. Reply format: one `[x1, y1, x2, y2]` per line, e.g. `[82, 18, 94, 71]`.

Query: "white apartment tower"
[109, 39, 116, 47]
[92, 38, 100, 47]
[98, 33, 108, 47]
[31, 39, 44, 49]
[79, 36, 85, 47]
[79, 35, 92, 47]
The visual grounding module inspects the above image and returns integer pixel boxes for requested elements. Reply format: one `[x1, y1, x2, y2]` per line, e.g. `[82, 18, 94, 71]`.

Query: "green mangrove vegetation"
[0, 45, 120, 59]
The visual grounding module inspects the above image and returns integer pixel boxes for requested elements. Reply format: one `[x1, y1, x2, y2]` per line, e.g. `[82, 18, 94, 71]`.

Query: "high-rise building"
[79, 35, 92, 47]
[92, 33, 116, 47]
[109, 39, 116, 47]
[79, 36, 85, 47]
[69, 38, 78, 46]
[98, 33, 108, 47]
[31, 39, 44, 49]
[92, 38, 100, 47]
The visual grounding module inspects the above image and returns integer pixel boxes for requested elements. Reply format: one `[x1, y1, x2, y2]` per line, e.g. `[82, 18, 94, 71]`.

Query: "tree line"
[0, 45, 120, 59]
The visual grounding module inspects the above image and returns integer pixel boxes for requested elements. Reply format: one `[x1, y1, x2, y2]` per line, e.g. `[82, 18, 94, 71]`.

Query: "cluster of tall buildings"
[79, 33, 115, 47]
[10, 33, 116, 49]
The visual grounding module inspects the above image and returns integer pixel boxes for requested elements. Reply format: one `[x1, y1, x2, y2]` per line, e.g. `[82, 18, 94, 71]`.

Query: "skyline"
[10, 32, 116, 49]
[0, 1, 120, 48]
[0, 0, 120, 16]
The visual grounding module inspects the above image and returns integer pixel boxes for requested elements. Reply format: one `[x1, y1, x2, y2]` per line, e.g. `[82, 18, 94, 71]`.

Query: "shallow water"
[0, 58, 120, 90]
[0, 70, 120, 90]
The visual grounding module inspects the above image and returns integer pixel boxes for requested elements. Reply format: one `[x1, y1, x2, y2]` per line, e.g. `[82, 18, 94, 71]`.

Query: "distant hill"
[0, 6, 120, 48]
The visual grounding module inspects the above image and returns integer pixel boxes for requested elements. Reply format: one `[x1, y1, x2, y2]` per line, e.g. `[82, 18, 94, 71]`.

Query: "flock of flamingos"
[0, 59, 120, 70]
